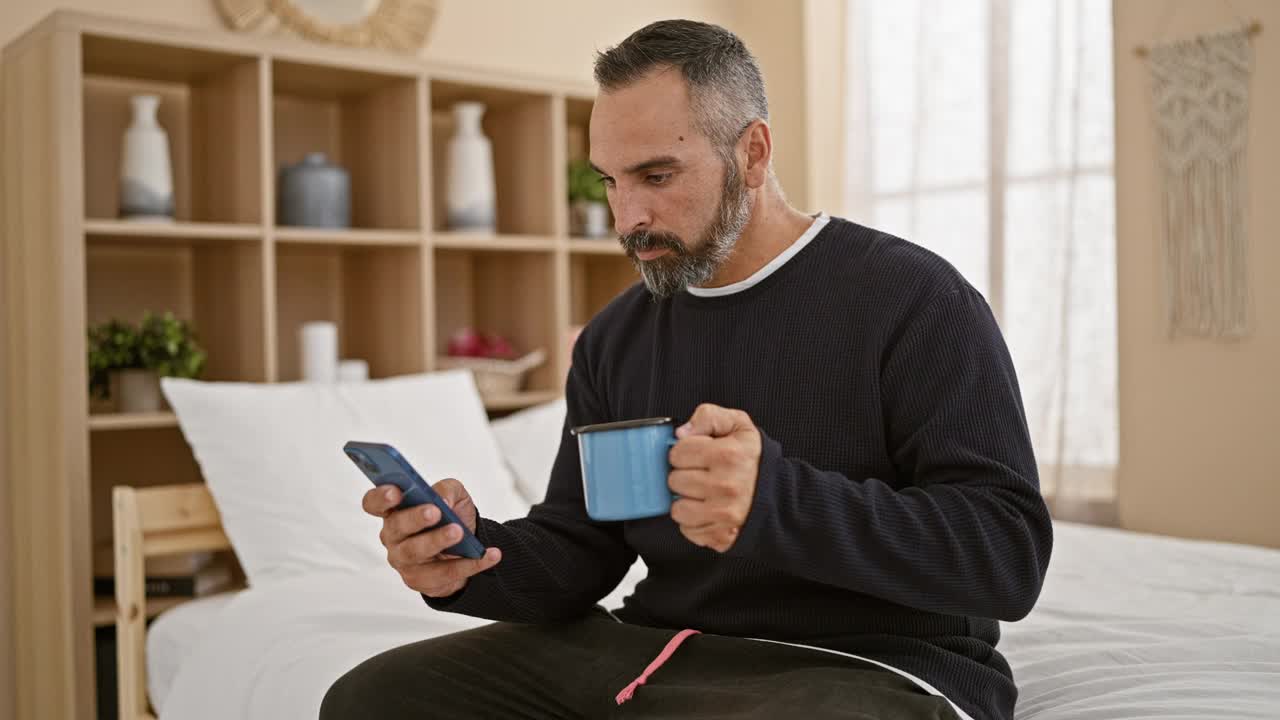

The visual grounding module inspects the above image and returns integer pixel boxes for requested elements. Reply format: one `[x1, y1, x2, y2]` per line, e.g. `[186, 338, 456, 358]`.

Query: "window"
[845, 0, 1117, 496]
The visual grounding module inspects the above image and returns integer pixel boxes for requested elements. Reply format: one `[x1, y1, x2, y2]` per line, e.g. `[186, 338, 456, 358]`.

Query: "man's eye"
[601, 177, 616, 189]
[646, 173, 672, 186]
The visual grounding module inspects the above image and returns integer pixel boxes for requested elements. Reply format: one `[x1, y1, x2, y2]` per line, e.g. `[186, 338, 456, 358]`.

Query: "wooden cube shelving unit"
[0, 10, 638, 720]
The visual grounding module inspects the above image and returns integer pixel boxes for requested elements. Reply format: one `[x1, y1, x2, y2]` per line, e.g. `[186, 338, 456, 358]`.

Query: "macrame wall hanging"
[1143, 22, 1259, 339]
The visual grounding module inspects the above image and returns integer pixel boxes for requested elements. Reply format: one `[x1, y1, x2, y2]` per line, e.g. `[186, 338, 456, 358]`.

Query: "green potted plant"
[567, 158, 610, 238]
[88, 311, 207, 413]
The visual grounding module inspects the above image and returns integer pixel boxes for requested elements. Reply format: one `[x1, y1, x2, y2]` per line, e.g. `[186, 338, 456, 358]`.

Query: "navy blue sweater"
[428, 217, 1053, 720]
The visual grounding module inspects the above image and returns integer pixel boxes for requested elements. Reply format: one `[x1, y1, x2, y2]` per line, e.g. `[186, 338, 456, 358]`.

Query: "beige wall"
[0, 1, 740, 79]
[1114, 0, 1280, 549]
[733, 0, 809, 212]
[801, 0, 847, 215]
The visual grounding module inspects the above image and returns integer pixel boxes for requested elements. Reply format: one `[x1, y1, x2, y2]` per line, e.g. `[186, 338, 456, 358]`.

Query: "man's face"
[589, 69, 752, 297]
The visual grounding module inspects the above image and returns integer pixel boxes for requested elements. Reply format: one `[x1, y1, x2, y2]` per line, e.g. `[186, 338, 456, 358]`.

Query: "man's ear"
[740, 119, 772, 190]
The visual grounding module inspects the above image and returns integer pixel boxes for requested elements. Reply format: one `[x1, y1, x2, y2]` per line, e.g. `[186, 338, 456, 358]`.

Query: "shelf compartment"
[85, 237, 267, 384]
[82, 35, 262, 224]
[92, 583, 244, 627]
[274, 243, 424, 381]
[272, 60, 422, 231]
[89, 427, 205, 579]
[433, 232, 557, 252]
[483, 390, 562, 412]
[93, 595, 192, 627]
[88, 412, 179, 432]
[275, 227, 420, 247]
[570, 253, 639, 327]
[564, 95, 614, 239]
[82, 34, 253, 83]
[430, 79, 556, 236]
[565, 94, 594, 163]
[567, 238, 623, 255]
[434, 247, 559, 393]
[85, 219, 261, 240]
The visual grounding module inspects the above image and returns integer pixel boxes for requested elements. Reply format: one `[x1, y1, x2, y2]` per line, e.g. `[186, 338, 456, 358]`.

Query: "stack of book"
[93, 545, 235, 598]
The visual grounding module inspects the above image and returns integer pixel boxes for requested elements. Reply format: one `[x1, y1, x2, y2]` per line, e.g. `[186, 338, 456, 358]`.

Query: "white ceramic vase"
[119, 94, 174, 221]
[446, 102, 496, 231]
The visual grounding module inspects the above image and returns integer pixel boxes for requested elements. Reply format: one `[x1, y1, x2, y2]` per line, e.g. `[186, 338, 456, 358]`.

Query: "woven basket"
[437, 349, 547, 396]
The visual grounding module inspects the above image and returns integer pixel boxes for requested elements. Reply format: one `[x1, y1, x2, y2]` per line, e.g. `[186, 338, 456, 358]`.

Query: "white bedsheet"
[1001, 523, 1280, 719]
[148, 592, 239, 714]
[154, 522, 1280, 719]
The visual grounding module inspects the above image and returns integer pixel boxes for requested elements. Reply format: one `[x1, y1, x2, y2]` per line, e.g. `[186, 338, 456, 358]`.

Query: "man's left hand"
[668, 403, 762, 552]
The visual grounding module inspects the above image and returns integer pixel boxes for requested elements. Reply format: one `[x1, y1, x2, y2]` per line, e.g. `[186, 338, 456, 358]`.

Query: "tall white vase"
[119, 94, 175, 220]
[446, 101, 496, 231]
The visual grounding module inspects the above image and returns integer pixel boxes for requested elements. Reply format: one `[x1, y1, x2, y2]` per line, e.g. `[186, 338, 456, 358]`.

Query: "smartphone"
[342, 441, 486, 559]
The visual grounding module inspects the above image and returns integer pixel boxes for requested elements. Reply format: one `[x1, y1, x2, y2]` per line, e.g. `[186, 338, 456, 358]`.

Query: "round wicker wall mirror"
[216, 0, 438, 53]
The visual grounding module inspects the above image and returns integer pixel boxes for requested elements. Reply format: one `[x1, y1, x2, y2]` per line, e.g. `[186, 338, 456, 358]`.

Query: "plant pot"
[112, 369, 165, 413]
[571, 200, 610, 238]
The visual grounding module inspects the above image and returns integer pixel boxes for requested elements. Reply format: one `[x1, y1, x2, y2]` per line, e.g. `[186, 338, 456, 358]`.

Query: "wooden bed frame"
[112, 484, 231, 720]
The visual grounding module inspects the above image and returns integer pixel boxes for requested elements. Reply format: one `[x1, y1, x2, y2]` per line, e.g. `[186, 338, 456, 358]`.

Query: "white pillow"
[161, 371, 526, 586]
[489, 397, 567, 505]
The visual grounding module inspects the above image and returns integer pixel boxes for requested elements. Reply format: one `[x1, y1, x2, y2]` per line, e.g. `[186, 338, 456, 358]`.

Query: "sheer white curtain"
[843, 0, 1117, 500]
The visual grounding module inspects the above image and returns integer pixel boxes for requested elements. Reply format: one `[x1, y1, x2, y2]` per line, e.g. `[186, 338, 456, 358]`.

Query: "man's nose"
[611, 189, 652, 236]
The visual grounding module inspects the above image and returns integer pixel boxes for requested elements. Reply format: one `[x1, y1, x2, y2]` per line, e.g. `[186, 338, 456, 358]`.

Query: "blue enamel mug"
[571, 417, 678, 521]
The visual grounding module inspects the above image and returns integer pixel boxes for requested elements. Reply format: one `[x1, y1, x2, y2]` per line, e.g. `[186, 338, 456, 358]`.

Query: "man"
[322, 19, 1051, 720]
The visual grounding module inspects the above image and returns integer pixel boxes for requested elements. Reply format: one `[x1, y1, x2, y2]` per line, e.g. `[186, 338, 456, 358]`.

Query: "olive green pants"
[321, 608, 961, 720]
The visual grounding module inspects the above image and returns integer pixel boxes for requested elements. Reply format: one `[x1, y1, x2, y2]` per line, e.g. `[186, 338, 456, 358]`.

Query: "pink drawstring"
[615, 629, 702, 705]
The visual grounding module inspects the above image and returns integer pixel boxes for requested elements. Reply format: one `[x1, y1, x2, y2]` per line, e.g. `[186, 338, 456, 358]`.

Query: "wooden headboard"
[112, 484, 231, 720]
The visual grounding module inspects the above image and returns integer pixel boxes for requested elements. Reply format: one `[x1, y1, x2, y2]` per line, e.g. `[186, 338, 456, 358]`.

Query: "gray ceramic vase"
[278, 153, 351, 228]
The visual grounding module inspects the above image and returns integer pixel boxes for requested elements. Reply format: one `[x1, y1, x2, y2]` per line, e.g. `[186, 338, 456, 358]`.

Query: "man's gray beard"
[629, 164, 753, 299]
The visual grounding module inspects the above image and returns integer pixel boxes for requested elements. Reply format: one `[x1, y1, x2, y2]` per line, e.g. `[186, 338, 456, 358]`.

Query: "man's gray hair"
[593, 20, 769, 158]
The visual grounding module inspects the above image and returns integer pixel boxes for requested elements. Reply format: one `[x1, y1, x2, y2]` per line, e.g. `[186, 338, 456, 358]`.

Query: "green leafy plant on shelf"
[567, 158, 607, 204]
[567, 158, 610, 238]
[88, 311, 207, 403]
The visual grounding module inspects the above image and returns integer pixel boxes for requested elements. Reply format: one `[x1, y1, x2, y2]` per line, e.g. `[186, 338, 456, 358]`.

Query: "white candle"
[299, 322, 338, 382]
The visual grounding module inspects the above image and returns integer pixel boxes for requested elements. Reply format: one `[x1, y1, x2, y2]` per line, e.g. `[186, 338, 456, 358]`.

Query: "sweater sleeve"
[726, 287, 1053, 621]
[424, 335, 636, 623]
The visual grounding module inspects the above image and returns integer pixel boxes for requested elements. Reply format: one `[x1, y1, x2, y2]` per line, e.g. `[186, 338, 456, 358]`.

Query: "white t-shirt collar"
[686, 212, 830, 298]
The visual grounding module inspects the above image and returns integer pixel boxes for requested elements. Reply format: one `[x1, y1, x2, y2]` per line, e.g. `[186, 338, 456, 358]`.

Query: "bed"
[114, 377, 1280, 720]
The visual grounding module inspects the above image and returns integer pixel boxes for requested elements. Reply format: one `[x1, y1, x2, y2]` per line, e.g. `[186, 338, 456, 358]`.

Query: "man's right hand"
[363, 478, 502, 598]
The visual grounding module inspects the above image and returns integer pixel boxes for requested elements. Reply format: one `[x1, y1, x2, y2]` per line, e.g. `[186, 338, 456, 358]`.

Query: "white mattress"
[147, 592, 239, 714]
[148, 521, 1280, 719]
[1000, 522, 1280, 719]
